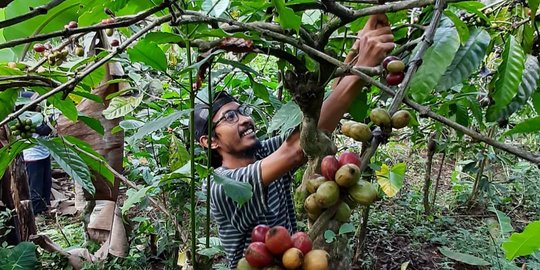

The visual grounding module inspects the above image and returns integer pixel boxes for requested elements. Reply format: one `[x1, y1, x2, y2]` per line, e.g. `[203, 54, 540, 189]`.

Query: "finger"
[375, 14, 390, 27]
[377, 42, 396, 53]
[372, 34, 395, 43]
[364, 15, 380, 29]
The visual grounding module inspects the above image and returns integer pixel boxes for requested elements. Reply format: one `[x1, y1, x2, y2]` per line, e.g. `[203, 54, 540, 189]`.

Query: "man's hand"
[352, 14, 395, 67]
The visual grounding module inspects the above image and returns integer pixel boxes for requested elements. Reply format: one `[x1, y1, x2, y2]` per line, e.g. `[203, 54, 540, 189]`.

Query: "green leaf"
[530, 0, 539, 21]
[439, 247, 491, 266]
[119, 120, 144, 130]
[62, 136, 114, 184]
[202, 0, 230, 17]
[79, 115, 104, 136]
[144, 32, 185, 44]
[37, 138, 94, 195]
[102, 95, 143, 120]
[272, 0, 301, 32]
[129, 110, 192, 143]
[532, 92, 540, 114]
[2, 242, 37, 270]
[121, 186, 153, 215]
[488, 207, 514, 238]
[376, 163, 406, 197]
[217, 58, 260, 77]
[0, 141, 33, 180]
[349, 91, 368, 122]
[504, 116, 540, 136]
[0, 89, 17, 123]
[503, 220, 540, 260]
[338, 223, 355, 235]
[128, 39, 167, 72]
[408, 27, 460, 102]
[268, 101, 302, 135]
[324, 230, 336, 243]
[169, 134, 190, 171]
[248, 75, 269, 102]
[486, 36, 525, 122]
[450, 1, 488, 21]
[492, 55, 539, 120]
[213, 173, 253, 207]
[34, 88, 78, 122]
[436, 29, 490, 91]
[443, 12, 469, 44]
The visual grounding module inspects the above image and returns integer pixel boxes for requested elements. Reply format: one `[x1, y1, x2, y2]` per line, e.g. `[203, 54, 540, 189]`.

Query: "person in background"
[19, 91, 53, 216]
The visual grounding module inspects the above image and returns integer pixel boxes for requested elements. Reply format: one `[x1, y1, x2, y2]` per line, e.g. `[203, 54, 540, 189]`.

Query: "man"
[195, 14, 394, 268]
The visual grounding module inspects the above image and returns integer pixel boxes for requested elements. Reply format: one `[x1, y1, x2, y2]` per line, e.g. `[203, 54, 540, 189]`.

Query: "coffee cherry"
[386, 72, 405, 86]
[75, 46, 84, 56]
[105, 28, 114, 37]
[101, 18, 115, 25]
[110, 39, 120, 47]
[7, 62, 17, 69]
[33, 43, 46, 53]
[382, 56, 400, 70]
[386, 60, 405, 73]
[67, 21, 78, 29]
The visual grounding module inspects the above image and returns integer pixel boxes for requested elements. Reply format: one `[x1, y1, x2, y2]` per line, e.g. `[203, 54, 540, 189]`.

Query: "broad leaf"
[248, 75, 269, 102]
[0, 89, 17, 123]
[37, 138, 94, 195]
[504, 116, 540, 136]
[0, 140, 33, 180]
[492, 55, 539, 121]
[530, 0, 539, 21]
[169, 134, 190, 171]
[338, 223, 355, 235]
[450, 2, 488, 21]
[79, 115, 104, 135]
[488, 207, 514, 238]
[273, 0, 301, 32]
[439, 247, 491, 266]
[213, 173, 253, 207]
[217, 58, 260, 77]
[2, 242, 38, 270]
[102, 95, 143, 120]
[349, 91, 368, 122]
[128, 39, 167, 72]
[129, 110, 192, 142]
[436, 29, 490, 91]
[62, 136, 115, 184]
[268, 101, 302, 135]
[443, 11, 469, 44]
[486, 36, 525, 122]
[503, 220, 540, 260]
[202, 0, 230, 17]
[376, 163, 406, 197]
[121, 186, 153, 215]
[408, 27, 460, 102]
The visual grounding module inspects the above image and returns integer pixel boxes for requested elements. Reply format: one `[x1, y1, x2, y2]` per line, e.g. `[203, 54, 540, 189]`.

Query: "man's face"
[211, 102, 259, 156]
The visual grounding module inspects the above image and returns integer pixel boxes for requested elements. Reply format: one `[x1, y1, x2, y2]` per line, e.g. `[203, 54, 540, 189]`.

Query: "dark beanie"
[194, 91, 238, 142]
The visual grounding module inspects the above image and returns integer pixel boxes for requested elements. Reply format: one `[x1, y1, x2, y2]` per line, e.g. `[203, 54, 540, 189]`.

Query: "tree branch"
[0, 0, 66, 30]
[0, 75, 61, 91]
[0, 2, 168, 50]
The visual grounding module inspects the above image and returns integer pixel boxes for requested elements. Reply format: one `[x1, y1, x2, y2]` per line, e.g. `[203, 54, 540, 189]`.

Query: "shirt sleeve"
[261, 128, 297, 154]
[211, 160, 268, 232]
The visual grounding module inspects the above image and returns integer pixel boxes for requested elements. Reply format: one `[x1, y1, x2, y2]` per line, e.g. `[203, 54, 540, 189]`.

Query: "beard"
[240, 138, 262, 158]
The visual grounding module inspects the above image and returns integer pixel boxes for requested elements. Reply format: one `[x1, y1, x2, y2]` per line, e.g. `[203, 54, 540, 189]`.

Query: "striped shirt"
[210, 131, 297, 269]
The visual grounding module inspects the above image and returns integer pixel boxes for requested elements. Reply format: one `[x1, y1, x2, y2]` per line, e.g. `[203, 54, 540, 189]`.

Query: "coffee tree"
[0, 0, 539, 269]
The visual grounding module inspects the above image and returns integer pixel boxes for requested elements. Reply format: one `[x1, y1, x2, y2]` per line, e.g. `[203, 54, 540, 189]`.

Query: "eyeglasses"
[213, 105, 253, 127]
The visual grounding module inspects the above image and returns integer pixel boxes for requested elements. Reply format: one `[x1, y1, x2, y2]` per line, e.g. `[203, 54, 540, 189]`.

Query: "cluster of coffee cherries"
[239, 225, 328, 269]
[101, 18, 119, 47]
[382, 56, 406, 86]
[10, 119, 36, 139]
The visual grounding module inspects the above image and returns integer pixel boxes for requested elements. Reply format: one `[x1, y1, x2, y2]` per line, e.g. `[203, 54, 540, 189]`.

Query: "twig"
[423, 132, 436, 215]
[0, 2, 168, 50]
[0, 12, 171, 127]
[28, 33, 85, 73]
[0, 0, 65, 29]
[431, 151, 446, 209]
